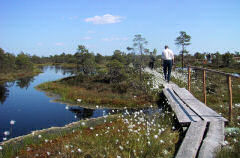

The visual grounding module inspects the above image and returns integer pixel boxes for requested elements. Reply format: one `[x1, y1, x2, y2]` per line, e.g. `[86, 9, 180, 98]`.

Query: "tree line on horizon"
[1, 32, 239, 75]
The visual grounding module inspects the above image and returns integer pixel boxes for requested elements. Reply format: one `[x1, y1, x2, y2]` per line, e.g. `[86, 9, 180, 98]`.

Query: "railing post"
[227, 75, 233, 122]
[188, 66, 191, 92]
[203, 70, 207, 105]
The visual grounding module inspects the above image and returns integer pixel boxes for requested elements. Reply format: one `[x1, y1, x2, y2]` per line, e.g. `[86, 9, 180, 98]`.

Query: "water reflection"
[0, 66, 160, 142]
[68, 106, 161, 120]
[16, 77, 35, 89]
[0, 84, 9, 104]
[54, 65, 76, 76]
[0, 66, 76, 104]
[69, 107, 94, 120]
[0, 77, 35, 104]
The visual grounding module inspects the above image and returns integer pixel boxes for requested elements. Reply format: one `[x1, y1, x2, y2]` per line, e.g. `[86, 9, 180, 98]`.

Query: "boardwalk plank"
[163, 88, 202, 125]
[173, 87, 228, 122]
[198, 120, 225, 158]
[176, 121, 207, 158]
[161, 83, 227, 158]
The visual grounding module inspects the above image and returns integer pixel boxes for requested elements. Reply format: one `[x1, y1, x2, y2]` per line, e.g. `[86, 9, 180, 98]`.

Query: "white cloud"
[85, 14, 123, 24]
[55, 42, 64, 46]
[102, 37, 128, 42]
[82, 36, 92, 40]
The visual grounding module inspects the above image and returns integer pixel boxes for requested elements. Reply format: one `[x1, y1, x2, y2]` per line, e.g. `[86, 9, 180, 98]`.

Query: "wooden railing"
[187, 66, 240, 122]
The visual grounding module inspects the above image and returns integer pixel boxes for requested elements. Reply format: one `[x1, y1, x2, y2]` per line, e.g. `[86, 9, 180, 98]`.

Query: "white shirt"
[162, 48, 174, 60]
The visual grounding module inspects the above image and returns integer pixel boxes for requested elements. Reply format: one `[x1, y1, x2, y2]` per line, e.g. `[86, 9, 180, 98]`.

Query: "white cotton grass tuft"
[223, 140, 229, 145]
[0, 146, 2, 150]
[163, 149, 168, 155]
[77, 148, 82, 152]
[119, 145, 123, 150]
[10, 120, 16, 125]
[4, 131, 10, 136]
[77, 99, 82, 102]
[3, 137, 7, 141]
[27, 147, 31, 151]
[235, 103, 240, 107]
[65, 106, 69, 110]
[81, 122, 86, 126]
[38, 135, 42, 138]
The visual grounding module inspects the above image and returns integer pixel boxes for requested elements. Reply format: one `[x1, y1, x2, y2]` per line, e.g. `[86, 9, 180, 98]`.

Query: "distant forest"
[1, 46, 239, 74]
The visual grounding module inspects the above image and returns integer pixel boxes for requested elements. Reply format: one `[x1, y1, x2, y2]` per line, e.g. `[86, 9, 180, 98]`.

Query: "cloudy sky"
[0, 0, 240, 56]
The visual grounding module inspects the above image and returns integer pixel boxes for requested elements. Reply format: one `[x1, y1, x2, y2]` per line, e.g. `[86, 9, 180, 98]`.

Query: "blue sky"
[0, 0, 240, 56]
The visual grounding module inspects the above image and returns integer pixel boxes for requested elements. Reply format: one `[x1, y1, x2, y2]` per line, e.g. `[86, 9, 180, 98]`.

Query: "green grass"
[0, 111, 179, 158]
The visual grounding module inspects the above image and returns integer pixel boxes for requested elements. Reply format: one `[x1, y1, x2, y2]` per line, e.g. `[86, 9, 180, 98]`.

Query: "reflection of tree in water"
[54, 65, 61, 74]
[63, 69, 76, 76]
[38, 66, 45, 72]
[16, 77, 35, 89]
[0, 84, 9, 104]
[55, 66, 76, 76]
[5, 81, 15, 87]
[69, 107, 94, 119]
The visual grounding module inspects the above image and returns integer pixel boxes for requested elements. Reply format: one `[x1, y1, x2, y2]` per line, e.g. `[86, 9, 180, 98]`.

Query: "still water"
[0, 66, 115, 142]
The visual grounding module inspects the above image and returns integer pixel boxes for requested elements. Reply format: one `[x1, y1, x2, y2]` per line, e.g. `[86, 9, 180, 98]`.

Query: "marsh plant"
[0, 110, 179, 158]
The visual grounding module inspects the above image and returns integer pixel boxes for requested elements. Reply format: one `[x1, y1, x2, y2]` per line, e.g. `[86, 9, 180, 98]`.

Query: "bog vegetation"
[0, 33, 240, 157]
[0, 109, 181, 158]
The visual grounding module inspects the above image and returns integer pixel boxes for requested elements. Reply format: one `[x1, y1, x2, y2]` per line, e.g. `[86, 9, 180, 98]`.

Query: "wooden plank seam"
[172, 88, 205, 121]
[166, 88, 197, 122]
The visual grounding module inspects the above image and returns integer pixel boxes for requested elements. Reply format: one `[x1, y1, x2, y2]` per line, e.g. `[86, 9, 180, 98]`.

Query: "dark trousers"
[149, 61, 154, 69]
[163, 60, 173, 82]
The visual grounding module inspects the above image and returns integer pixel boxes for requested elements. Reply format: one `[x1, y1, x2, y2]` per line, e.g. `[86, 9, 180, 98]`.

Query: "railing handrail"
[188, 66, 240, 79]
[187, 65, 238, 122]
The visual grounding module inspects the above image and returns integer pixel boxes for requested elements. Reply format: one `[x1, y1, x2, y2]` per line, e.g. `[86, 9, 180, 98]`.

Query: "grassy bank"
[36, 77, 156, 109]
[0, 110, 179, 158]
[0, 66, 42, 84]
[35, 64, 160, 109]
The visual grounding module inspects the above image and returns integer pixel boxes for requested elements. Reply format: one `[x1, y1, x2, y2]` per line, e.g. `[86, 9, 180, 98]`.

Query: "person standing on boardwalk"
[162, 45, 174, 83]
[149, 52, 156, 69]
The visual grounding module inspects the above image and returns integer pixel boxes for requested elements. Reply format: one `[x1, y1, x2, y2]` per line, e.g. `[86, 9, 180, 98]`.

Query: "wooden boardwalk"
[163, 83, 227, 158]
